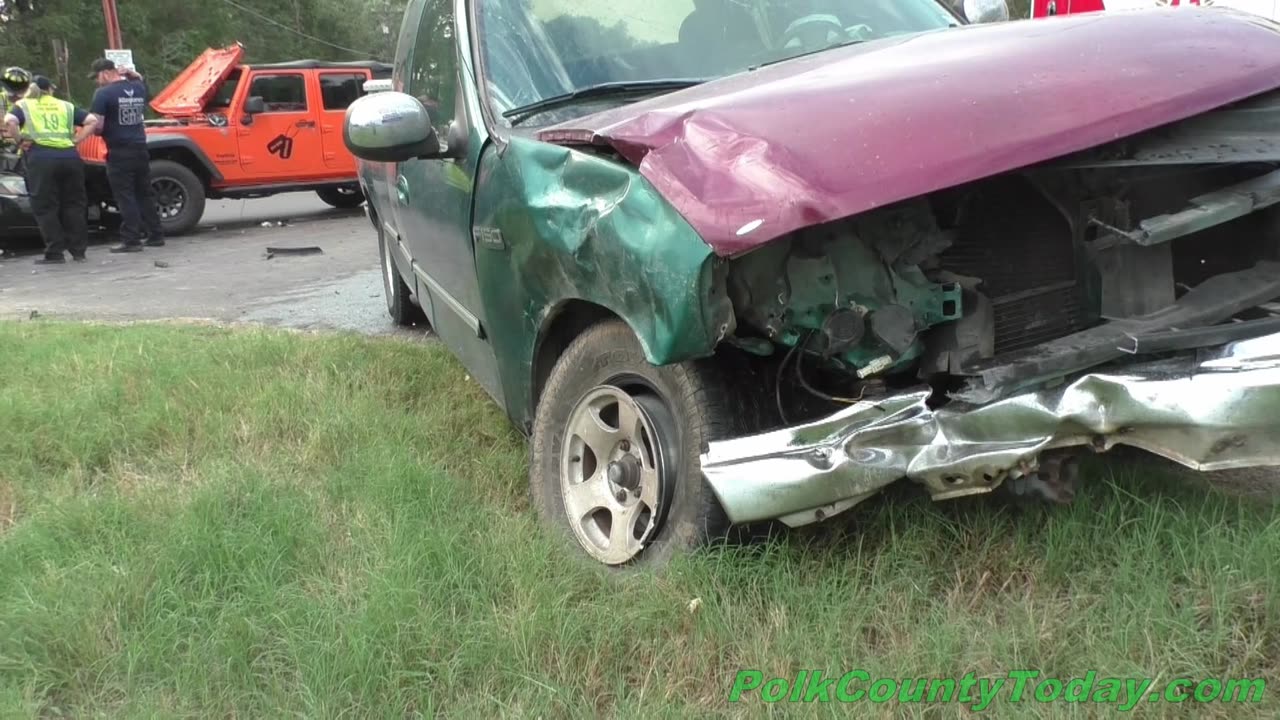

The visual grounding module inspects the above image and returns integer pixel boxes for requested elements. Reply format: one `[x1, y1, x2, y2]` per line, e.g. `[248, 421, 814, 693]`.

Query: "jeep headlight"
[0, 174, 28, 197]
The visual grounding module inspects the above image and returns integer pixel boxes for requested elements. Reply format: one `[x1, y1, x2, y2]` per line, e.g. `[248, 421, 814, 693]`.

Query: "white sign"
[104, 49, 134, 71]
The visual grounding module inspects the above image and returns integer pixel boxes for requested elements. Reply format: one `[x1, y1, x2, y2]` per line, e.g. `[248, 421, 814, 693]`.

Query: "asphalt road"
[0, 194, 426, 337]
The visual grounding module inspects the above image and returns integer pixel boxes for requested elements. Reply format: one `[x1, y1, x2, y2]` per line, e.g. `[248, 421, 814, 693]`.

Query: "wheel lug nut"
[615, 490, 627, 503]
[620, 440, 631, 452]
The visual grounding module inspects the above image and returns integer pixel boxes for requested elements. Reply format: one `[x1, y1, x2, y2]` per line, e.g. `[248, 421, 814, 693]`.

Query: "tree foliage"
[0, 0, 407, 105]
[0, 0, 1040, 106]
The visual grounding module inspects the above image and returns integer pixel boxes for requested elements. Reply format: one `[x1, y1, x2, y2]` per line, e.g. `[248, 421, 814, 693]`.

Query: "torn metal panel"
[1120, 315, 1280, 355]
[1091, 168, 1280, 250]
[702, 331, 1280, 528]
[957, 261, 1280, 403]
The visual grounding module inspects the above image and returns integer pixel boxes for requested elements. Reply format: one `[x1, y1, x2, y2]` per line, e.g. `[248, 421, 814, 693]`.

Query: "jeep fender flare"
[145, 134, 223, 183]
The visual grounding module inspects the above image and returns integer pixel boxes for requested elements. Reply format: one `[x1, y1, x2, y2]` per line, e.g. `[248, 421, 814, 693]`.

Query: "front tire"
[317, 186, 365, 209]
[150, 160, 205, 236]
[530, 320, 757, 567]
[379, 223, 424, 327]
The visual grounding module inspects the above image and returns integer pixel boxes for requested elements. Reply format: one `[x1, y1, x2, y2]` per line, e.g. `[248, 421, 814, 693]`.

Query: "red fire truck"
[1030, 0, 1205, 17]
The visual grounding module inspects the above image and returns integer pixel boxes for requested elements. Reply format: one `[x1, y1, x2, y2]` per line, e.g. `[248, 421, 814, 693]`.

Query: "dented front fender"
[472, 137, 734, 430]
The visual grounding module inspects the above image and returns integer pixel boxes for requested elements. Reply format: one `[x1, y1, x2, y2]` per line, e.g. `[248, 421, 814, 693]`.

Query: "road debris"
[265, 246, 323, 260]
[154, 260, 170, 269]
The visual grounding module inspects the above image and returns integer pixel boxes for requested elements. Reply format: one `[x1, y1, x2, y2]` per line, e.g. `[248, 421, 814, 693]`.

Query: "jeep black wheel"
[530, 320, 762, 567]
[379, 222, 425, 327]
[317, 186, 365, 209]
[150, 160, 206, 236]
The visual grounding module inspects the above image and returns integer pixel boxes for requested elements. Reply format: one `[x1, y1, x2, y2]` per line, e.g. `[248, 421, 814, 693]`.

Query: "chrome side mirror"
[964, 0, 1010, 23]
[343, 91, 442, 163]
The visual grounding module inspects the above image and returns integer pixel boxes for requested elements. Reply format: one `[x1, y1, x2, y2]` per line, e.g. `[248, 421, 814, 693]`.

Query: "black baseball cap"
[33, 75, 54, 91]
[87, 58, 116, 77]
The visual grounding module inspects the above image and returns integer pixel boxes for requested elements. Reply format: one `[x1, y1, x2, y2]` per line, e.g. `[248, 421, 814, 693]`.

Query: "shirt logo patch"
[118, 96, 144, 126]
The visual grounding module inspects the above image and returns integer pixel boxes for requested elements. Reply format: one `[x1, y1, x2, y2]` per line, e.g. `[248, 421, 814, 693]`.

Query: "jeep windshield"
[479, 0, 958, 125]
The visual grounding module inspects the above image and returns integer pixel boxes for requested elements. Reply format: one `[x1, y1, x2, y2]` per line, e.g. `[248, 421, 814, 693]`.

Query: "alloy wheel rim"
[560, 385, 672, 565]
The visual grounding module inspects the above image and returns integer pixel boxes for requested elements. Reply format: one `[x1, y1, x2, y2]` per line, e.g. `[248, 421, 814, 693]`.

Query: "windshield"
[477, 0, 958, 123]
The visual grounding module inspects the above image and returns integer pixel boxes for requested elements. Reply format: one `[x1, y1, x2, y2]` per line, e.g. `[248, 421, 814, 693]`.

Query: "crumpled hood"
[538, 9, 1280, 256]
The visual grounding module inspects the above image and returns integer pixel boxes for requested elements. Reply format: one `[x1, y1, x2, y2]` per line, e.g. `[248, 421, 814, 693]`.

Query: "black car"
[0, 171, 37, 237]
[0, 168, 121, 243]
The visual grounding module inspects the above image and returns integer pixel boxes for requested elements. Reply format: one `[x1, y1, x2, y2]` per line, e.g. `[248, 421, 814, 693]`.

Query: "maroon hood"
[539, 9, 1280, 257]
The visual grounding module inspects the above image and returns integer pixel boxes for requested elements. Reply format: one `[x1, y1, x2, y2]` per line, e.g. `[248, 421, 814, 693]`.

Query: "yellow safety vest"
[15, 96, 75, 149]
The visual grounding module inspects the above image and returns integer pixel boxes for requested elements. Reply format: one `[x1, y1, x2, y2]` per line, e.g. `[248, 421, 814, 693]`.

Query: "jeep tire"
[150, 159, 206, 237]
[317, 186, 366, 209]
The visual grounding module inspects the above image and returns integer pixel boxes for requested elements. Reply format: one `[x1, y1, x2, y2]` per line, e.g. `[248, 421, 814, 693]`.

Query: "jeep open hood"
[150, 44, 244, 116]
[538, 9, 1280, 257]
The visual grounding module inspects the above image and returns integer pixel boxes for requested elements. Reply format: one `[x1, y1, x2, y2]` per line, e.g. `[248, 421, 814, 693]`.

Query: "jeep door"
[391, 0, 505, 405]
[237, 71, 323, 180]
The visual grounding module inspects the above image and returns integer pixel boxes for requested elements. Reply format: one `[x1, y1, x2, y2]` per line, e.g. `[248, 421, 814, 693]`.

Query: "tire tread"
[529, 320, 769, 566]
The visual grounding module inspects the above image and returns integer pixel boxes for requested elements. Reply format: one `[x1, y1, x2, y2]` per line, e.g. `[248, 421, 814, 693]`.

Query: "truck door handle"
[295, 120, 316, 129]
[396, 175, 409, 204]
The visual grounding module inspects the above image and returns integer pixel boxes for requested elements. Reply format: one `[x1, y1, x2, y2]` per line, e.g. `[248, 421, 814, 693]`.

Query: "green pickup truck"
[344, 0, 1280, 566]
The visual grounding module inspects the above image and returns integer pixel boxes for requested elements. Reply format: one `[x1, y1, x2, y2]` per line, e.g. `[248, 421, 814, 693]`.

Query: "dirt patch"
[1109, 447, 1280, 502]
[1199, 467, 1280, 502]
[0, 479, 16, 534]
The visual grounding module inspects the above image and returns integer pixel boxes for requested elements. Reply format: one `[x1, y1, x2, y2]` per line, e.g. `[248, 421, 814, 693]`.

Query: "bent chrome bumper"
[701, 332, 1280, 527]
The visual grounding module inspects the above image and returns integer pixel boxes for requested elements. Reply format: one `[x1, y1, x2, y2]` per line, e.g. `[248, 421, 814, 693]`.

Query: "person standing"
[84, 57, 164, 253]
[3, 76, 91, 264]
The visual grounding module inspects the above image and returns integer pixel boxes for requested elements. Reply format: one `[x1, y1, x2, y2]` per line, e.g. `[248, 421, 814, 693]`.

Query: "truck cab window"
[408, 0, 457, 137]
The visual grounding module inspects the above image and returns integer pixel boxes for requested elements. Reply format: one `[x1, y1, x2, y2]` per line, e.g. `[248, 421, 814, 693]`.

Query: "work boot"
[70, 252, 86, 262]
[144, 237, 166, 247]
[34, 254, 66, 265]
[109, 242, 143, 254]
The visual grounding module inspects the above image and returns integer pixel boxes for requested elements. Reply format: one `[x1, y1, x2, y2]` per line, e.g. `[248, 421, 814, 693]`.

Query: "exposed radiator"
[939, 179, 1091, 355]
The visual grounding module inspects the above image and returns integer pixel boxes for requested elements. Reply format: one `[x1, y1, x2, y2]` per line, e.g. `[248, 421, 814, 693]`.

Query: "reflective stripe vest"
[15, 96, 75, 149]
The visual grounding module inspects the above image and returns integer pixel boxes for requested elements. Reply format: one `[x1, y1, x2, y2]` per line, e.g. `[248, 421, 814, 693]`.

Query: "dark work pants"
[106, 145, 163, 244]
[0, 151, 22, 174]
[26, 152, 88, 258]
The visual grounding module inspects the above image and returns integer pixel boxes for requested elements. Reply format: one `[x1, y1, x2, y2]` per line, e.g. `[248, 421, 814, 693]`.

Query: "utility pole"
[51, 39, 71, 96]
[101, 0, 123, 49]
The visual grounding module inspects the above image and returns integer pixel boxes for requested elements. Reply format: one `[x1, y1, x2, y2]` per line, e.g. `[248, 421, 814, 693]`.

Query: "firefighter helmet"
[1, 66, 32, 94]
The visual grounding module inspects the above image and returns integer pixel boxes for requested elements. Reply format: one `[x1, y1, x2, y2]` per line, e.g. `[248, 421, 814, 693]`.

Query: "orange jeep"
[77, 44, 391, 235]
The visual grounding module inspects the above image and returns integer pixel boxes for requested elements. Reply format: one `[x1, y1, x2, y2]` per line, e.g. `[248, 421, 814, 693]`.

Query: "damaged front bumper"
[701, 331, 1280, 527]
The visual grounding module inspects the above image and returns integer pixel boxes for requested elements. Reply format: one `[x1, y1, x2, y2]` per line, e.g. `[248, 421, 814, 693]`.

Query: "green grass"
[1, 321, 1279, 718]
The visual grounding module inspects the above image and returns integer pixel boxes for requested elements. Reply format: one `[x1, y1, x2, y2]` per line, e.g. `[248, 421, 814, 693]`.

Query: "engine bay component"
[728, 200, 962, 378]
[819, 308, 865, 356]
